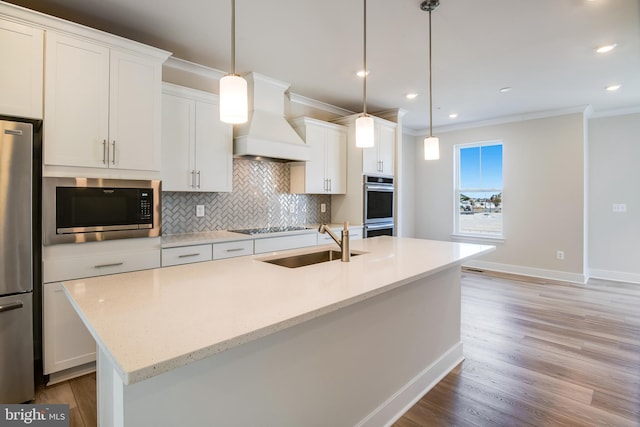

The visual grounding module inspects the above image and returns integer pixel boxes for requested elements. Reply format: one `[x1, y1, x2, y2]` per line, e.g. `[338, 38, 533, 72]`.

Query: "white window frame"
[452, 140, 504, 242]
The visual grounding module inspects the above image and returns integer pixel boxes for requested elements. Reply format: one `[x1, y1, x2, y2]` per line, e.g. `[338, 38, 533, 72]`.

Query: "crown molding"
[588, 105, 640, 119]
[413, 105, 591, 135]
[164, 57, 225, 80]
[288, 93, 354, 116]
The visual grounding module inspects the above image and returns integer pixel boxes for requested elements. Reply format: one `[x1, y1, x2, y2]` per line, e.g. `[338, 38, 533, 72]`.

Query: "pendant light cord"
[362, 0, 368, 116]
[231, 0, 236, 75]
[428, 8, 433, 137]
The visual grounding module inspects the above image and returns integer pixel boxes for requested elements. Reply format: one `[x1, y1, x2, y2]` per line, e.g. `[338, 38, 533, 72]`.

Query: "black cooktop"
[230, 226, 311, 235]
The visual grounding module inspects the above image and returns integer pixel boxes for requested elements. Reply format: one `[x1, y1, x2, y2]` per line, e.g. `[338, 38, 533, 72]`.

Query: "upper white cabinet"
[290, 117, 347, 194]
[161, 83, 233, 192]
[362, 121, 395, 176]
[0, 18, 43, 119]
[44, 31, 165, 171]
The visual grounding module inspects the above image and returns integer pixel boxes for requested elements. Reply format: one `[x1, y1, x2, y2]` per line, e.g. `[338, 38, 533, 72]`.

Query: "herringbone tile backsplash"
[162, 158, 331, 235]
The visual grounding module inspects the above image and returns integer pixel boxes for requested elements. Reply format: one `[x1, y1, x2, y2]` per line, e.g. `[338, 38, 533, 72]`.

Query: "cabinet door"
[109, 49, 162, 171]
[44, 32, 110, 168]
[325, 128, 347, 194]
[305, 124, 328, 193]
[0, 19, 43, 119]
[195, 100, 232, 192]
[362, 144, 379, 175]
[43, 282, 96, 375]
[377, 123, 395, 176]
[162, 93, 195, 191]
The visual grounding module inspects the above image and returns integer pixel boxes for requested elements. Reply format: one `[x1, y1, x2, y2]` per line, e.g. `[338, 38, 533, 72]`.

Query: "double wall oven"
[363, 175, 394, 238]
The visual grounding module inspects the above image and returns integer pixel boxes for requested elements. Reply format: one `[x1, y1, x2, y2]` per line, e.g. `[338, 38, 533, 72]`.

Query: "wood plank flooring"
[395, 270, 640, 427]
[33, 271, 640, 427]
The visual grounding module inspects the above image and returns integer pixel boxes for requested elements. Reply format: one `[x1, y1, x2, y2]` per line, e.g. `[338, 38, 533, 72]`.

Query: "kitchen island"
[63, 237, 493, 426]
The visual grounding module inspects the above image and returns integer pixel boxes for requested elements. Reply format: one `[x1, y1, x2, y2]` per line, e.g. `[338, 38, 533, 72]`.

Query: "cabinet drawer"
[317, 227, 363, 244]
[162, 244, 213, 267]
[254, 233, 317, 254]
[44, 248, 160, 282]
[212, 240, 254, 260]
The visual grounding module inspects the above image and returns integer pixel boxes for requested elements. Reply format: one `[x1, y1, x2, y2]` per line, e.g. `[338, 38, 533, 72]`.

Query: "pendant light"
[421, 0, 439, 160]
[355, 0, 375, 148]
[219, 0, 248, 124]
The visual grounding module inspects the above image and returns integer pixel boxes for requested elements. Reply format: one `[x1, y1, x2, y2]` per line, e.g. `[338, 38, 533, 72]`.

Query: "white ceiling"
[7, 0, 640, 130]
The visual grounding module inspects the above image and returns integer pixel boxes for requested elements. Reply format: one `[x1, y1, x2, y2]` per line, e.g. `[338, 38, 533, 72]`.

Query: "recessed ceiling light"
[356, 70, 370, 78]
[499, 87, 512, 93]
[596, 43, 617, 53]
[449, 113, 458, 119]
[406, 93, 418, 99]
[606, 84, 621, 92]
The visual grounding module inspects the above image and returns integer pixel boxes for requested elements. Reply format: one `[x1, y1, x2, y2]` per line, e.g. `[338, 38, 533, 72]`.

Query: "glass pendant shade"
[219, 74, 248, 124]
[424, 136, 440, 160]
[355, 115, 375, 148]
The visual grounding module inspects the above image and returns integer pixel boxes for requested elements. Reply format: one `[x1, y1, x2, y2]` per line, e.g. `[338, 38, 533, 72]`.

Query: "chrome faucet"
[318, 222, 350, 262]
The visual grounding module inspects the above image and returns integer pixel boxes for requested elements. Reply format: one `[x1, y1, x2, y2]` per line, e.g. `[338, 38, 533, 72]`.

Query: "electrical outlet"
[612, 203, 627, 213]
[289, 204, 295, 214]
[556, 250, 565, 260]
[321, 203, 326, 213]
[196, 205, 205, 217]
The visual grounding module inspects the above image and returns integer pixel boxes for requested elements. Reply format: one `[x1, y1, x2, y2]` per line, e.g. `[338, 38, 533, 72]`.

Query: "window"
[454, 141, 503, 238]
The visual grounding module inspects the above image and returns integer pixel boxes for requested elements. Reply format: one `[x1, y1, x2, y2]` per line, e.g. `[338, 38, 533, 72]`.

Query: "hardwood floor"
[395, 270, 640, 427]
[33, 372, 96, 427]
[33, 271, 640, 427]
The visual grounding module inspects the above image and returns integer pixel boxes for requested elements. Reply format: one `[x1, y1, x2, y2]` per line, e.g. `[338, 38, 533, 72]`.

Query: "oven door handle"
[365, 185, 394, 191]
[365, 223, 394, 230]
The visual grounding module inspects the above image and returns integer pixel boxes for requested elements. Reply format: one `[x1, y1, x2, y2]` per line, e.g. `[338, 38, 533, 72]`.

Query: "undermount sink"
[262, 249, 363, 268]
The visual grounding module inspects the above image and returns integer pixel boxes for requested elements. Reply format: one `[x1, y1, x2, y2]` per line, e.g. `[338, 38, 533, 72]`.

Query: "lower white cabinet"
[212, 240, 253, 260]
[254, 233, 318, 254]
[162, 244, 213, 267]
[43, 282, 97, 376]
[43, 238, 161, 379]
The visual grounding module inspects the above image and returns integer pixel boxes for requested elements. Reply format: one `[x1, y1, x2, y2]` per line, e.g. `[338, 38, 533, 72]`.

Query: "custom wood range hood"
[233, 72, 311, 162]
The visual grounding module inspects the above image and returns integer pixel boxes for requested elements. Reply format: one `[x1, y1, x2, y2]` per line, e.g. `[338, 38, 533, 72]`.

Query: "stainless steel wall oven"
[363, 175, 394, 238]
[44, 178, 161, 245]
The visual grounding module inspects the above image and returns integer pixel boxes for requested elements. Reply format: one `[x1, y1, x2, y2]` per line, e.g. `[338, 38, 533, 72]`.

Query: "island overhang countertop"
[62, 236, 494, 385]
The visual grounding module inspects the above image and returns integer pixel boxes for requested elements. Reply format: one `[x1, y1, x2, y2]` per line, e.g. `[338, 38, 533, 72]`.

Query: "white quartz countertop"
[161, 224, 362, 248]
[63, 237, 493, 385]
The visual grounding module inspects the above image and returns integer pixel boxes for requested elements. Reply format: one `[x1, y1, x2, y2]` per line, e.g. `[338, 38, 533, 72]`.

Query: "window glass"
[455, 142, 503, 237]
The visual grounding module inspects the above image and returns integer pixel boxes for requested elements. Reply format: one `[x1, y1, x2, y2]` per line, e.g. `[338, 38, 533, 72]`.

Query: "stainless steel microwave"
[43, 178, 161, 245]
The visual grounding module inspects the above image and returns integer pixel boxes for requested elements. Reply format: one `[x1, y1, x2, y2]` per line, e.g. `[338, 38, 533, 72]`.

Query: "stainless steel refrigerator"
[0, 118, 35, 403]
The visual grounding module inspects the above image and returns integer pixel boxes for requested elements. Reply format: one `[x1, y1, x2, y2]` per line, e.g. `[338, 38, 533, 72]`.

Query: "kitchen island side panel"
[100, 266, 461, 427]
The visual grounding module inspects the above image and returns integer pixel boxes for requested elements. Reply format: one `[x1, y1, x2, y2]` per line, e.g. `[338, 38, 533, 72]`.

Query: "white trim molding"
[464, 260, 587, 284]
[164, 56, 225, 80]
[589, 269, 640, 285]
[288, 92, 354, 116]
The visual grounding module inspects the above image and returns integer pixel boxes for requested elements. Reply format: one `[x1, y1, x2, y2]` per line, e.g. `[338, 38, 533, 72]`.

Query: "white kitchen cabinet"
[254, 233, 318, 254]
[44, 31, 165, 171]
[43, 282, 96, 377]
[362, 121, 395, 176]
[212, 240, 254, 260]
[43, 238, 161, 379]
[289, 117, 347, 194]
[162, 244, 213, 267]
[162, 83, 233, 192]
[0, 18, 43, 119]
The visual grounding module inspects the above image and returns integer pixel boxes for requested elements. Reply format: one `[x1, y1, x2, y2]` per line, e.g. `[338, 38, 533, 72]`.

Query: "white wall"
[588, 112, 640, 283]
[413, 113, 587, 283]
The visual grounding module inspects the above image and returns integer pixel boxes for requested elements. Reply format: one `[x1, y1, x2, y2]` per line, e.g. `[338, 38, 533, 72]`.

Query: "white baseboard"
[589, 269, 640, 285]
[357, 342, 464, 427]
[47, 362, 96, 386]
[463, 260, 587, 284]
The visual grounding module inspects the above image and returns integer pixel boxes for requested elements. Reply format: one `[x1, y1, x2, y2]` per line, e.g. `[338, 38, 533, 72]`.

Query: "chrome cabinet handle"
[111, 141, 116, 165]
[197, 170, 201, 189]
[328, 179, 332, 192]
[225, 248, 244, 252]
[94, 262, 124, 269]
[0, 301, 23, 313]
[178, 253, 200, 258]
[102, 140, 107, 164]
